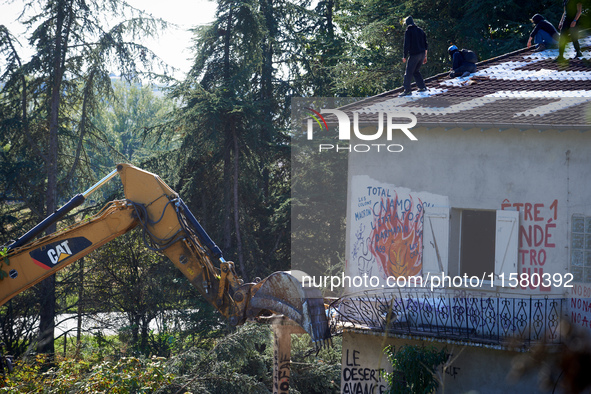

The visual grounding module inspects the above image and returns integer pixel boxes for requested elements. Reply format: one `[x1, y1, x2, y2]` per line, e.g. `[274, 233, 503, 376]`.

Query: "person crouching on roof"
[527, 14, 559, 52]
[448, 45, 476, 78]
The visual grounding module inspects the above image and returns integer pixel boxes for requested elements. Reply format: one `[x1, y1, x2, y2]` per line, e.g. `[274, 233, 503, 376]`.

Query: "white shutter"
[494, 209, 519, 280]
[422, 206, 450, 278]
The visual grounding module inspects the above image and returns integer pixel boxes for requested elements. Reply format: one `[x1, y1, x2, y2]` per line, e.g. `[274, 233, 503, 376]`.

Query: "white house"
[308, 41, 591, 393]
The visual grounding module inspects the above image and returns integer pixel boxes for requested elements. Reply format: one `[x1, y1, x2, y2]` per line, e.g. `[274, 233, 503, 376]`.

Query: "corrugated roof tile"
[338, 40, 591, 128]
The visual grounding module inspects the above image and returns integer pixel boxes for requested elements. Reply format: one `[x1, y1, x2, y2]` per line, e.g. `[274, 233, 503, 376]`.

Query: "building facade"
[323, 42, 591, 393]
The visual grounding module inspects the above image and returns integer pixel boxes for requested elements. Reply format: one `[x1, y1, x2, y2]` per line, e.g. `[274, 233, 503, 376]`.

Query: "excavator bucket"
[247, 271, 331, 347]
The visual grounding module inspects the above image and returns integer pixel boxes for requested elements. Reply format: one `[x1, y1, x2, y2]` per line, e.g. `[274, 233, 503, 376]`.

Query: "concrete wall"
[341, 331, 547, 394]
[345, 126, 591, 297]
[340, 125, 590, 393]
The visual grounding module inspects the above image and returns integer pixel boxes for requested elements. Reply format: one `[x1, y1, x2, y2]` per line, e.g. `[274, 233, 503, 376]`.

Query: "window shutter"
[422, 206, 450, 278]
[494, 210, 519, 280]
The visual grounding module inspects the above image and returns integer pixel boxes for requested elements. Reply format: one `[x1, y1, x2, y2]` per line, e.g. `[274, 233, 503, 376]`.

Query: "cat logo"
[30, 237, 92, 270]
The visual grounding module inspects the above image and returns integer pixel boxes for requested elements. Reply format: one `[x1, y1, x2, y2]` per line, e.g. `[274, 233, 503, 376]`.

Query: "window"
[422, 207, 519, 281]
[460, 210, 495, 277]
[571, 215, 591, 283]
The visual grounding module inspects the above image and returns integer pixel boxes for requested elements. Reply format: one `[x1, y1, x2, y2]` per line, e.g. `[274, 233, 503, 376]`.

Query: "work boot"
[532, 43, 546, 52]
[398, 91, 412, 97]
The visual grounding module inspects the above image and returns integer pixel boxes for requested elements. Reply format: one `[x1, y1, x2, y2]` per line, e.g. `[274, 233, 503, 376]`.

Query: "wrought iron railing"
[328, 289, 565, 346]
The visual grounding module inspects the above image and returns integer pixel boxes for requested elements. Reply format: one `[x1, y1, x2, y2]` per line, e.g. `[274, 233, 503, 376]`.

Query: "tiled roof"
[340, 37, 591, 130]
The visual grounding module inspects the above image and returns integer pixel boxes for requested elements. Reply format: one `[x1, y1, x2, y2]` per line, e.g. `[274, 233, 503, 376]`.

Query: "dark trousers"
[450, 63, 477, 77]
[534, 30, 558, 47]
[559, 18, 581, 58]
[403, 51, 426, 93]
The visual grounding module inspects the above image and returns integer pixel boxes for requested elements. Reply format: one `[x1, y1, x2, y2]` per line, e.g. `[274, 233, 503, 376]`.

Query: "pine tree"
[171, 0, 302, 280]
[0, 0, 169, 355]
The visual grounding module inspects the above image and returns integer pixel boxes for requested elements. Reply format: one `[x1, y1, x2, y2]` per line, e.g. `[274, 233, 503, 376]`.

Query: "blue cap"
[448, 45, 458, 54]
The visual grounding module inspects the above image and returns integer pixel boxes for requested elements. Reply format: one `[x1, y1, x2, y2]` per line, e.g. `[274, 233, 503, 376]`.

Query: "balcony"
[328, 289, 565, 347]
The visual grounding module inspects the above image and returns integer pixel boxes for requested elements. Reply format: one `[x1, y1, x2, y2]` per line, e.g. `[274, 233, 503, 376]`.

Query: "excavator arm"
[1, 164, 330, 346]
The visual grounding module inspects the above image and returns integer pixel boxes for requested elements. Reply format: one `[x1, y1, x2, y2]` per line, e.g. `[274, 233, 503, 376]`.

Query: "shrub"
[383, 344, 448, 394]
[0, 355, 173, 393]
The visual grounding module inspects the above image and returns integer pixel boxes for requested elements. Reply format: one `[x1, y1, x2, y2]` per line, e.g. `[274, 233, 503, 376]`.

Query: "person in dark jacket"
[399, 16, 428, 97]
[557, 0, 583, 61]
[448, 45, 477, 78]
[527, 14, 559, 52]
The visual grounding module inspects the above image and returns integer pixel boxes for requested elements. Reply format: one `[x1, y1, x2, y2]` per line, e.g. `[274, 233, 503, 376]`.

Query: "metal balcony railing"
[328, 289, 565, 346]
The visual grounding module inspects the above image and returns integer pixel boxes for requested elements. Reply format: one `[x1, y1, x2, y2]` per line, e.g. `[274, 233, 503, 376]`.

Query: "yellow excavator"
[1, 164, 330, 346]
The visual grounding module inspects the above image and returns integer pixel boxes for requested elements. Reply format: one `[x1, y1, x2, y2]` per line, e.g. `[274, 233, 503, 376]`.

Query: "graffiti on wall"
[369, 193, 423, 277]
[349, 175, 447, 284]
[570, 283, 591, 330]
[501, 199, 558, 291]
[342, 349, 387, 394]
[341, 345, 461, 394]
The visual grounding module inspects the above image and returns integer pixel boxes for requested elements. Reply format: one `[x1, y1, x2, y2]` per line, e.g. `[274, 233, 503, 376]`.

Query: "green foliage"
[290, 98, 358, 295]
[0, 354, 173, 393]
[78, 231, 222, 358]
[0, 291, 40, 358]
[170, 0, 297, 281]
[91, 81, 177, 168]
[0, 1, 553, 391]
[326, 0, 563, 95]
[2, 327, 321, 392]
[330, 0, 407, 95]
[289, 334, 342, 394]
[383, 344, 448, 394]
[0, 354, 48, 392]
[165, 323, 341, 394]
[165, 323, 273, 393]
[67, 356, 173, 393]
[0, 0, 173, 354]
[0, 247, 9, 280]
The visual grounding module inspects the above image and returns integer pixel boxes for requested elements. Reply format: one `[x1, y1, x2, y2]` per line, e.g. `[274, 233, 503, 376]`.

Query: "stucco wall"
[339, 125, 590, 391]
[345, 126, 591, 297]
[341, 331, 547, 394]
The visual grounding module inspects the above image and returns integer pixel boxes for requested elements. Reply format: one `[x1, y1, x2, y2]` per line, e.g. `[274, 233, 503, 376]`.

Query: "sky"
[0, 0, 218, 78]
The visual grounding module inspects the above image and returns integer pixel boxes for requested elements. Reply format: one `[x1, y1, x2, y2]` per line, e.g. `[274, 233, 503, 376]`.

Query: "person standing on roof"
[527, 14, 559, 52]
[447, 45, 477, 78]
[399, 16, 428, 97]
[557, 0, 583, 61]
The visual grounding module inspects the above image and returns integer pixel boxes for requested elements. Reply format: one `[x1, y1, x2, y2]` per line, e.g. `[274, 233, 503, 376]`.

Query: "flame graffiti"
[369, 194, 424, 278]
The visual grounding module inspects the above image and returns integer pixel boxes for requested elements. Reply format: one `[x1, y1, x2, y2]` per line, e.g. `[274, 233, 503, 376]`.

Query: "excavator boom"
[2, 164, 330, 346]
